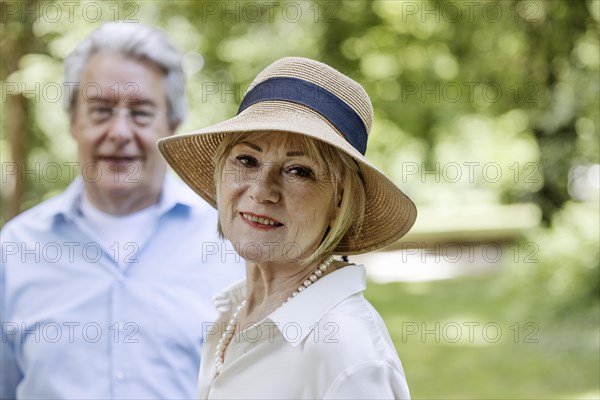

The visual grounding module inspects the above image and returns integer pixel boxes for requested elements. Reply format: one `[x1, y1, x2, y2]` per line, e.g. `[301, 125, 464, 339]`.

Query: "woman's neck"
[237, 259, 346, 328]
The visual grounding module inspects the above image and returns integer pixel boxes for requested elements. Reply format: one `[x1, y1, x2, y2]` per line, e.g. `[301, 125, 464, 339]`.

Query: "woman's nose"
[248, 165, 280, 203]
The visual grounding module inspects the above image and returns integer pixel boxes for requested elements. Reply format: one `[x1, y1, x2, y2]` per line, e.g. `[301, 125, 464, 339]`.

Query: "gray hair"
[64, 22, 186, 127]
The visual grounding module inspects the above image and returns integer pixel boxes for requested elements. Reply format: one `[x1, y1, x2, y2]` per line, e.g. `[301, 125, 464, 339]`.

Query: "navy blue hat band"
[237, 77, 368, 155]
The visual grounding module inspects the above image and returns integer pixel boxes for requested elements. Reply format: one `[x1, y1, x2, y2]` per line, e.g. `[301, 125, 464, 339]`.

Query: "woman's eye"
[287, 166, 314, 178]
[235, 155, 258, 167]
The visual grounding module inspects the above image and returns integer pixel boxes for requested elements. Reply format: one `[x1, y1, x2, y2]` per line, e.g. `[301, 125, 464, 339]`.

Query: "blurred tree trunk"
[1, 1, 36, 223]
[4, 93, 26, 221]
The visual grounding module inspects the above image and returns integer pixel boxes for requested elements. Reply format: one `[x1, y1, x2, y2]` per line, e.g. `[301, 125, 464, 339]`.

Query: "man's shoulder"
[162, 174, 215, 216]
[1, 190, 71, 238]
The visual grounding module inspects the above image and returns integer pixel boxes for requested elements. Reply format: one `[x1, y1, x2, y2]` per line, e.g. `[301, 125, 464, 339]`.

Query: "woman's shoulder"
[324, 293, 390, 337]
[306, 293, 399, 364]
[297, 292, 408, 397]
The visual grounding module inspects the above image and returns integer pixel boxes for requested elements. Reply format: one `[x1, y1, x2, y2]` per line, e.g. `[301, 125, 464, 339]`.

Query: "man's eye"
[236, 155, 258, 167]
[130, 109, 154, 126]
[91, 106, 112, 115]
[131, 110, 152, 118]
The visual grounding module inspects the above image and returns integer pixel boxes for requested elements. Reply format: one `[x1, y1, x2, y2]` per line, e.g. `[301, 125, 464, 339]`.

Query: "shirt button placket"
[111, 275, 127, 397]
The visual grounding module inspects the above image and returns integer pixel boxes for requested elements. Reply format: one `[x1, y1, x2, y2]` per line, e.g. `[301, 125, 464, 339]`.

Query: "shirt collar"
[212, 278, 248, 314]
[44, 176, 85, 224]
[46, 173, 205, 226]
[212, 264, 367, 347]
[156, 172, 207, 214]
[269, 264, 367, 347]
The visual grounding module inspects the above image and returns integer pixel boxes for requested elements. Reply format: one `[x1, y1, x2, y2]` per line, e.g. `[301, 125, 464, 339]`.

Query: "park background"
[1, 0, 598, 398]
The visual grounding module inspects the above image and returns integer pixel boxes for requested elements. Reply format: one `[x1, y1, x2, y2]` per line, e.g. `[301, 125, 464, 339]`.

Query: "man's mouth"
[97, 156, 140, 165]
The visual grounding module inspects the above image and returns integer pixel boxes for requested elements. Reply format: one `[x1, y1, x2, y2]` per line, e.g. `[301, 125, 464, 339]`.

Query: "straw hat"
[158, 57, 416, 255]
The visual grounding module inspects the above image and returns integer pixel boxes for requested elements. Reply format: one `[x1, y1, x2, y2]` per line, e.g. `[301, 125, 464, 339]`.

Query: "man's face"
[70, 51, 175, 210]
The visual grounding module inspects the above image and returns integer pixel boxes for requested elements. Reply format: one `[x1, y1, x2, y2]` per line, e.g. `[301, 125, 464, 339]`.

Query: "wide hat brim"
[158, 100, 417, 255]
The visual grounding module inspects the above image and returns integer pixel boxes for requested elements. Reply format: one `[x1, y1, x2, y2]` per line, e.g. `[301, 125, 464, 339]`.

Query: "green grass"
[364, 273, 600, 399]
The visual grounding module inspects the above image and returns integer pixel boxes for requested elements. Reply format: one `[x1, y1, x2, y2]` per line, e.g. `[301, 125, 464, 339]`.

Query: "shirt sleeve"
[1, 229, 23, 399]
[323, 361, 411, 400]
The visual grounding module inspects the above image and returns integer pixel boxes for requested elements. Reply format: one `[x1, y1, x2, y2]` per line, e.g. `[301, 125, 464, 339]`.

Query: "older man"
[0, 23, 243, 399]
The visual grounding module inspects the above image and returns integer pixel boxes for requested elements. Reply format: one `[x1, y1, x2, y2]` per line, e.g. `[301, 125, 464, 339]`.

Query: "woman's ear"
[330, 189, 343, 227]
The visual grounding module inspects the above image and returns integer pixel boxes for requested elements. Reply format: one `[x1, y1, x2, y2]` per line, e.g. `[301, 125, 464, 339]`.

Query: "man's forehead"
[84, 50, 165, 74]
[78, 51, 166, 103]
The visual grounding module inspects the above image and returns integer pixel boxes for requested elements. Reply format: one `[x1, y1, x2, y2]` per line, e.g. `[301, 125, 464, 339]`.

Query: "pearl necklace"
[214, 256, 334, 373]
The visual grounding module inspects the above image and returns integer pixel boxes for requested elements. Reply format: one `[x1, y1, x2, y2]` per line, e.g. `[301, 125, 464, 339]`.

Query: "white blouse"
[197, 265, 410, 399]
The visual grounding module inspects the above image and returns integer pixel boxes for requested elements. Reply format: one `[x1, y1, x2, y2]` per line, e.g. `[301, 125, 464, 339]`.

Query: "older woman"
[158, 57, 417, 399]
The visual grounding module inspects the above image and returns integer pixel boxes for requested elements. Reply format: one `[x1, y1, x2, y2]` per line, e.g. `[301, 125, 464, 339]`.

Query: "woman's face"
[217, 132, 338, 264]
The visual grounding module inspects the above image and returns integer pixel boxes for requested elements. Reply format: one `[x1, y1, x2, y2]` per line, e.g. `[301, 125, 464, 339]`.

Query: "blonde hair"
[213, 131, 366, 265]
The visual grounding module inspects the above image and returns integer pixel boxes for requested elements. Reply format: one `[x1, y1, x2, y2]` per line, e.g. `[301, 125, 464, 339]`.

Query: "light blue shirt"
[1, 174, 245, 399]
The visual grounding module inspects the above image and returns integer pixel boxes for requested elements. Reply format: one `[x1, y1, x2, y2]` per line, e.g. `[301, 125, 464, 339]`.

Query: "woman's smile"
[239, 212, 284, 229]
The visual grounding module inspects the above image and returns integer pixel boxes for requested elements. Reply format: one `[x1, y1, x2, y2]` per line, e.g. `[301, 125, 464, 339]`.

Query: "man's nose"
[106, 108, 134, 145]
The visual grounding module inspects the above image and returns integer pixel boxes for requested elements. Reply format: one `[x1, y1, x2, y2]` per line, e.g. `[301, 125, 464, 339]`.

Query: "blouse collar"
[211, 264, 367, 347]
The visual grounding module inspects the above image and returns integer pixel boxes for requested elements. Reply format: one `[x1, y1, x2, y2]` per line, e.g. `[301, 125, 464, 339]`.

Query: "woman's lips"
[240, 212, 283, 228]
